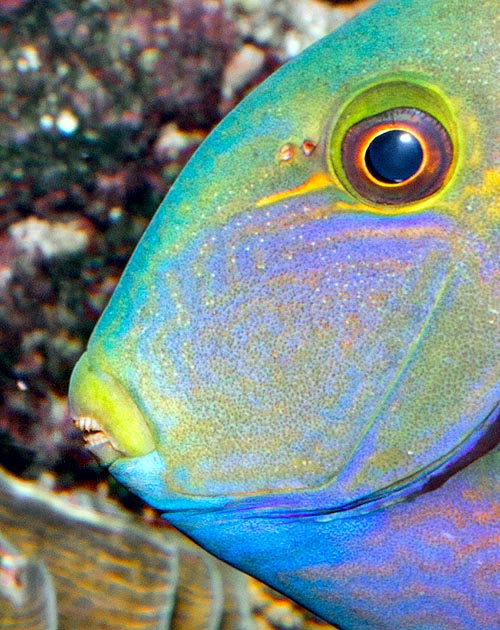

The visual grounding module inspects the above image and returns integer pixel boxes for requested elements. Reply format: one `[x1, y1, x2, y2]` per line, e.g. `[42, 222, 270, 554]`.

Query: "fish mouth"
[72, 416, 124, 465]
[69, 352, 155, 466]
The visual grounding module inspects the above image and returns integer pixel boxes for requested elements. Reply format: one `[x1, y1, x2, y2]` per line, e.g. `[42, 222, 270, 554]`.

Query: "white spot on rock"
[9, 217, 89, 260]
[56, 109, 79, 135]
[16, 45, 41, 72]
[222, 43, 265, 99]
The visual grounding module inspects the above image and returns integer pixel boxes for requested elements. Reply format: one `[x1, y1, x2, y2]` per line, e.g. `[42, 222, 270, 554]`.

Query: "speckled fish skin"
[69, 0, 500, 629]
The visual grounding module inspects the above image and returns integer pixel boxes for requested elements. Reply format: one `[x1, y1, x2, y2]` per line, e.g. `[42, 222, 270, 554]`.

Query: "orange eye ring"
[341, 108, 453, 205]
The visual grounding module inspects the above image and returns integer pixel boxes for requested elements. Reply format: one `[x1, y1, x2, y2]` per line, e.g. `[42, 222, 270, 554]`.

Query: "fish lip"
[72, 416, 124, 465]
[68, 352, 156, 463]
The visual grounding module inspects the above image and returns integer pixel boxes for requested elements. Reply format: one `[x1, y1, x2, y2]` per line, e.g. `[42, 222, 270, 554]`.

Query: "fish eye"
[341, 108, 453, 205]
[364, 127, 423, 184]
[329, 81, 457, 207]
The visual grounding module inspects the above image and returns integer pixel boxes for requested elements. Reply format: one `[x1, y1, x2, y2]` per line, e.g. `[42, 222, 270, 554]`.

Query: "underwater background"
[0, 1, 373, 628]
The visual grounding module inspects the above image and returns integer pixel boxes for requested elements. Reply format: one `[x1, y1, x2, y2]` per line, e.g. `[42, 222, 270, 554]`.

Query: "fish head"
[69, 0, 499, 519]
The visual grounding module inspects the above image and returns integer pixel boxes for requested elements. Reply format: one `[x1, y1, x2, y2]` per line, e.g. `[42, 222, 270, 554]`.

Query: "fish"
[68, 0, 500, 628]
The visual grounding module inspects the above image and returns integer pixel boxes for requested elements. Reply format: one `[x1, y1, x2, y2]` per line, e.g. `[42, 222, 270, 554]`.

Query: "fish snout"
[69, 353, 155, 465]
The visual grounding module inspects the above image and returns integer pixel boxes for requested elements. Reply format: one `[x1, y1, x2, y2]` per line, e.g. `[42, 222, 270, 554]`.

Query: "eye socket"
[341, 107, 453, 205]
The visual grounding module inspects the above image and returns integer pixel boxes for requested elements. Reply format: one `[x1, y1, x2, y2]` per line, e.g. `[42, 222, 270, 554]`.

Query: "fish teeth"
[73, 416, 102, 433]
[72, 415, 123, 457]
[84, 431, 111, 447]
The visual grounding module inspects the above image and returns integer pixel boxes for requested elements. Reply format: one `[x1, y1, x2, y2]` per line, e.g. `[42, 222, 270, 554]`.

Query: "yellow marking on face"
[255, 172, 332, 208]
[254, 170, 457, 217]
[480, 169, 500, 222]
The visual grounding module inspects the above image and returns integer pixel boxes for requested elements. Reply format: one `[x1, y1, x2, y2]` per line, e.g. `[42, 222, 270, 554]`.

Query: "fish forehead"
[84, 0, 499, 505]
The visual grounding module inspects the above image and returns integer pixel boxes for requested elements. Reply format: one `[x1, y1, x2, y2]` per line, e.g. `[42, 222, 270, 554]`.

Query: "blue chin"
[109, 450, 230, 513]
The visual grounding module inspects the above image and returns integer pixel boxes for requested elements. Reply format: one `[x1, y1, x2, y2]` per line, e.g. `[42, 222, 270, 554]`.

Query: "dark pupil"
[365, 130, 423, 184]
